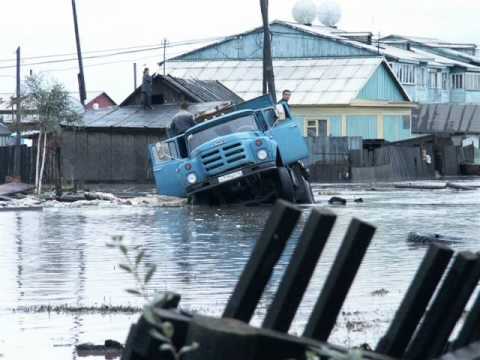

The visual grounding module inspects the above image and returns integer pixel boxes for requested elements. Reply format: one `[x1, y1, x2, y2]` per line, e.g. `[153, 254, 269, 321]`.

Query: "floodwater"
[1, 180, 480, 359]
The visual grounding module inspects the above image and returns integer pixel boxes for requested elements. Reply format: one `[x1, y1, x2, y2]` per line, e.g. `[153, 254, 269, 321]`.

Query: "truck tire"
[291, 165, 314, 204]
[295, 175, 314, 204]
[276, 167, 295, 202]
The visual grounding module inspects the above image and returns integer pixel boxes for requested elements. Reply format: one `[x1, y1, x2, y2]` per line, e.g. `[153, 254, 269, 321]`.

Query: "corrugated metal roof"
[165, 57, 399, 105]
[77, 101, 229, 129]
[413, 104, 480, 134]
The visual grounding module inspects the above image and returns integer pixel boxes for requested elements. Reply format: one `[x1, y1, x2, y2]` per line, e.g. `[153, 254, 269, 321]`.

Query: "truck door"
[148, 143, 186, 197]
[267, 118, 309, 165]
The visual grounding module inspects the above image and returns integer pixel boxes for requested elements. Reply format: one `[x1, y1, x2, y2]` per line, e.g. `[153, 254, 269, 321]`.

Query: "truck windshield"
[187, 115, 258, 151]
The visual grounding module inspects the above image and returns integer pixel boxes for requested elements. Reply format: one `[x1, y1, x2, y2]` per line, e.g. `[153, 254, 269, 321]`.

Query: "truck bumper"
[186, 162, 277, 196]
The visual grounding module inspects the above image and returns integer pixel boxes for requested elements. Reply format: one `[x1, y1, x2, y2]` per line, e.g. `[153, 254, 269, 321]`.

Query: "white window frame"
[465, 73, 480, 91]
[390, 62, 416, 85]
[451, 73, 465, 89]
[305, 119, 328, 137]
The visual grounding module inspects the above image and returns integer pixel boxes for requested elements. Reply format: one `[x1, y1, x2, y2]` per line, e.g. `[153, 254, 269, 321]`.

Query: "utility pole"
[71, 0, 86, 106]
[15, 47, 21, 147]
[12, 47, 21, 178]
[163, 38, 167, 76]
[133, 63, 137, 90]
[260, 0, 276, 102]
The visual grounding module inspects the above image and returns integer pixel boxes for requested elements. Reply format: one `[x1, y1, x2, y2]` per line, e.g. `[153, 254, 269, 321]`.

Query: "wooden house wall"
[62, 129, 166, 183]
[179, 23, 374, 61]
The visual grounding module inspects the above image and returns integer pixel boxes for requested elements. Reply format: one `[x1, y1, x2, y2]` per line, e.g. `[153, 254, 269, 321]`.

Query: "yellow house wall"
[292, 105, 412, 138]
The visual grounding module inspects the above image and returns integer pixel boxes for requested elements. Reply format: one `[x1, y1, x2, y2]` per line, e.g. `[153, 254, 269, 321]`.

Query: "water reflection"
[1, 183, 480, 358]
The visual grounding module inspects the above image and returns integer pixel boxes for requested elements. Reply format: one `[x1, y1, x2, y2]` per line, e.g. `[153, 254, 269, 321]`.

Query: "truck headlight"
[187, 173, 197, 184]
[257, 149, 268, 160]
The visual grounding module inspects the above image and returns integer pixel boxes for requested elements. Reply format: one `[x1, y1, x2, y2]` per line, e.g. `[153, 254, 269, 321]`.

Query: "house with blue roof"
[162, 20, 480, 143]
[163, 21, 415, 142]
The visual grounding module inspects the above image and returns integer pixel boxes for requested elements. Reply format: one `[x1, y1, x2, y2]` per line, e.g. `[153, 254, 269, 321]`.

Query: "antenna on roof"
[292, 0, 317, 26]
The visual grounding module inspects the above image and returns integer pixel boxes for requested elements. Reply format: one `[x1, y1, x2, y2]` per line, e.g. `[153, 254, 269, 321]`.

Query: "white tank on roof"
[317, 0, 342, 27]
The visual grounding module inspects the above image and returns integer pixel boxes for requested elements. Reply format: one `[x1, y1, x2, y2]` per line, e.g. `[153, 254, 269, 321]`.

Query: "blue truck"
[148, 95, 313, 205]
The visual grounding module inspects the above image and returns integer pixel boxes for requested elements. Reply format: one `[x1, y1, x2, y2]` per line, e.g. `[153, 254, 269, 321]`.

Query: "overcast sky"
[0, 0, 479, 104]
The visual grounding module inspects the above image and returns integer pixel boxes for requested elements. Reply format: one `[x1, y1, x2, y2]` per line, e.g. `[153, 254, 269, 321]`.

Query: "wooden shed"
[61, 75, 241, 183]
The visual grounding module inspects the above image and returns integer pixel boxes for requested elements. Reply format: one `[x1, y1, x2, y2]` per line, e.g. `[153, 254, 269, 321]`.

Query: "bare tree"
[21, 74, 82, 195]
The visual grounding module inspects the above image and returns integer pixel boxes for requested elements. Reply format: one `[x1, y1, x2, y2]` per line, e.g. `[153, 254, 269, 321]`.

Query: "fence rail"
[121, 200, 480, 360]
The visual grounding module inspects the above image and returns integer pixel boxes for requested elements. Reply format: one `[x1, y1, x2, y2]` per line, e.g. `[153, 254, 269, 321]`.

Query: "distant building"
[0, 122, 11, 146]
[85, 92, 117, 110]
[162, 21, 415, 142]
[62, 75, 241, 183]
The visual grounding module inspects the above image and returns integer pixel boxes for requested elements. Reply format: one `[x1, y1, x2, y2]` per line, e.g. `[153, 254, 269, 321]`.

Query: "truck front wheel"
[292, 163, 315, 204]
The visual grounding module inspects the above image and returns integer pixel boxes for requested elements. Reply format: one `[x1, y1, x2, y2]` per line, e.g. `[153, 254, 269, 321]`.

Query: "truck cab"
[149, 95, 313, 205]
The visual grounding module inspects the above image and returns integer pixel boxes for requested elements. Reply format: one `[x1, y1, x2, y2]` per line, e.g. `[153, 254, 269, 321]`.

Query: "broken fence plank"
[452, 282, 480, 349]
[303, 217, 376, 341]
[262, 208, 336, 332]
[376, 244, 454, 358]
[405, 252, 480, 360]
[223, 200, 301, 323]
[435, 341, 480, 360]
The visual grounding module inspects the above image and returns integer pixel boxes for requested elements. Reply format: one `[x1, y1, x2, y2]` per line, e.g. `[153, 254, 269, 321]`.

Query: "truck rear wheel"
[292, 163, 315, 204]
[276, 167, 295, 202]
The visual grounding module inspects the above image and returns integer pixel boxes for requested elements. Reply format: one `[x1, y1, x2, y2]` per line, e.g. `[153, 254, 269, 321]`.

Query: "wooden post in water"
[303, 218, 375, 341]
[223, 200, 301, 323]
[376, 244, 454, 358]
[262, 208, 336, 332]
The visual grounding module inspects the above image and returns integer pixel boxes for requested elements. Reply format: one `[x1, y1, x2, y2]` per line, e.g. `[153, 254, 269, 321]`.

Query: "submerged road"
[1, 179, 480, 358]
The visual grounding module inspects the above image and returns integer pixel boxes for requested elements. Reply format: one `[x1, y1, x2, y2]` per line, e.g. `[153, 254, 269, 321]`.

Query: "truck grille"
[200, 143, 246, 173]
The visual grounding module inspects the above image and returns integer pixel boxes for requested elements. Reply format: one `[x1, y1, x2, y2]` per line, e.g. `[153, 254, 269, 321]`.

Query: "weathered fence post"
[223, 200, 301, 322]
[262, 208, 336, 332]
[376, 244, 454, 358]
[405, 252, 480, 359]
[303, 218, 375, 341]
[452, 283, 480, 350]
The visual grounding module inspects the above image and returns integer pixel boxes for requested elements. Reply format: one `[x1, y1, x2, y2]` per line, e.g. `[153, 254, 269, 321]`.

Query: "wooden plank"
[405, 252, 480, 360]
[223, 200, 301, 323]
[262, 208, 336, 332]
[436, 341, 480, 360]
[452, 285, 480, 349]
[0, 182, 35, 196]
[303, 218, 376, 341]
[376, 244, 454, 358]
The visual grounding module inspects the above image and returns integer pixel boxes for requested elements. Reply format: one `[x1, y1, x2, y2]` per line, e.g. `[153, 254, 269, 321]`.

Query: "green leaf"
[161, 321, 175, 339]
[144, 265, 157, 284]
[149, 329, 169, 342]
[119, 263, 132, 273]
[135, 250, 145, 266]
[179, 342, 199, 355]
[125, 288, 142, 296]
[159, 343, 175, 352]
[119, 244, 128, 255]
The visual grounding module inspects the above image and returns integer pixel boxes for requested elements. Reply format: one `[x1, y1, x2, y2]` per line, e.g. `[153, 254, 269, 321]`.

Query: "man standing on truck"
[170, 101, 196, 136]
[142, 67, 153, 110]
[278, 89, 293, 119]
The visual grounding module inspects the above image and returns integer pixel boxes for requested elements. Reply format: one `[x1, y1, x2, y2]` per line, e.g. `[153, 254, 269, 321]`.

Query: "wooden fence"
[0, 145, 36, 184]
[121, 200, 480, 360]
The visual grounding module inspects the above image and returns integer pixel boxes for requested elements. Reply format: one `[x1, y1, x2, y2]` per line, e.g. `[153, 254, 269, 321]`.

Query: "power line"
[0, 36, 224, 69]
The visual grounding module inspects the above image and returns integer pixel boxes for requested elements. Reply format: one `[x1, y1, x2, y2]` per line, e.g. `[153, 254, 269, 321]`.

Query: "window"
[390, 63, 416, 85]
[451, 74, 465, 89]
[306, 119, 327, 137]
[187, 114, 258, 151]
[442, 72, 449, 90]
[465, 73, 480, 90]
[402, 116, 410, 130]
[428, 70, 441, 89]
